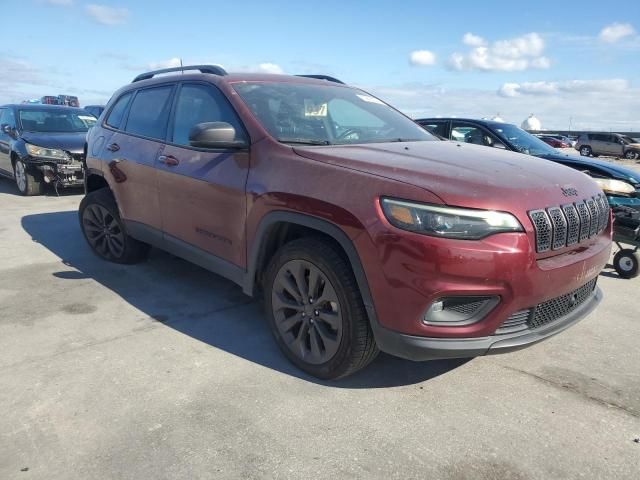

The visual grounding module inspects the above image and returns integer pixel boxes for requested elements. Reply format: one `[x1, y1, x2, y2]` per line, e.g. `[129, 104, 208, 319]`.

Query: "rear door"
[0, 108, 16, 175]
[101, 85, 175, 233]
[157, 82, 250, 268]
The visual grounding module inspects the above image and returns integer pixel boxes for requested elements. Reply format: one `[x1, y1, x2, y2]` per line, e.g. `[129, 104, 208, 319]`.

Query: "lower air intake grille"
[527, 278, 598, 330]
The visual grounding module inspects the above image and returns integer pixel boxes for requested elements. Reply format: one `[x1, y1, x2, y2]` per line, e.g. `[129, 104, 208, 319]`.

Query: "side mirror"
[493, 142, 507, 149]
[188, 122, 247, 149]
[1, 124, 12, 135]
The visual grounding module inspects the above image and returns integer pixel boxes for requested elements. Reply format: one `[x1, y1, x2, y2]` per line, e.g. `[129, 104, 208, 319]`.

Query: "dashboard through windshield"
[233, 82, 435, 146]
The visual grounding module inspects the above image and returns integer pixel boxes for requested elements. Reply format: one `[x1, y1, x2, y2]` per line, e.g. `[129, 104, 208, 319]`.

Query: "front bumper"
[25, 157, 84, 186]
[371, 286, 602, 361]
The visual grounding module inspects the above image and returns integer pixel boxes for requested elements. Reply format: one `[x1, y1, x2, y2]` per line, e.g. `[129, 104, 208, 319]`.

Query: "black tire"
[264, 237, 378, 379]
[79, 188, 150, 264]
[613, 249, 639, 279]
[624, 150, 638, 160]
[14, 160, 43, 196]
[579, 146, 592, 157]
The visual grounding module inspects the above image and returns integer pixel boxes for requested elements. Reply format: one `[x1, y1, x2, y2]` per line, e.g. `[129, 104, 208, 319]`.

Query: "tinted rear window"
[106, 92, 133, 130]
[125, 86, 174, 140]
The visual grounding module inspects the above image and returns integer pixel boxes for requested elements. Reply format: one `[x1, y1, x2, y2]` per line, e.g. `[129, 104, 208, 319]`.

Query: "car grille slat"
[529, 195, 608, 253]
[547, 207, 568, 250]
[528, 210, 552, 253]
[574, 201, 591, 242]
[586, 198, 599, 237]
[562, 204, 580, 246]
[596, 194, 609, 232]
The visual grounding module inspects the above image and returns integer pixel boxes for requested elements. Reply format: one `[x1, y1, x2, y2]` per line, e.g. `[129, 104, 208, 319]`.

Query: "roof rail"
[295, 74, 345, 84]
[132, 65, 228, 83]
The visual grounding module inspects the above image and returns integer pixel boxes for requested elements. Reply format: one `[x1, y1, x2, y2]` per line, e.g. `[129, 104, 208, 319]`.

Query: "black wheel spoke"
[82, 204, 125, 260]
[272, 259, 343, 365]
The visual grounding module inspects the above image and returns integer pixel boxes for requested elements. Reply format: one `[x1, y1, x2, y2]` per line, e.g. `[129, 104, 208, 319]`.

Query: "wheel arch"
[84, 169, 110, 194]
[245, 211, 378, 326]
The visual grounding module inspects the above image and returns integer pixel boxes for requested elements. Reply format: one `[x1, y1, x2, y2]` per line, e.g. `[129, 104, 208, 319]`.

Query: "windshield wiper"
[279, 138, 331, 146]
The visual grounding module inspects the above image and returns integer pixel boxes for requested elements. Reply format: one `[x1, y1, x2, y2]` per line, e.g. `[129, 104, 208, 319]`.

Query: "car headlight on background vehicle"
[25, 143, 70, 161]
[593, 178, 635, 196]
[380, 198, 523, 239]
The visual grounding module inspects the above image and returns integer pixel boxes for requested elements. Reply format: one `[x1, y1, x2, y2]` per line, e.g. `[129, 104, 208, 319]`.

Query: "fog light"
[423, 296, 499, 326]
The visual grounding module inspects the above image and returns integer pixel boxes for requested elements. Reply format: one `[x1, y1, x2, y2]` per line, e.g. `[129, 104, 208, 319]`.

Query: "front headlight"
[593, 178, 635, 196]
[380, 198, 523, 239]
[25, 143, 70, 161]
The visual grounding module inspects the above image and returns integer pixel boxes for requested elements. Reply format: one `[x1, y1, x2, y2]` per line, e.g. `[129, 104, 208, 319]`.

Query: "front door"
[157, 82, 250, 268]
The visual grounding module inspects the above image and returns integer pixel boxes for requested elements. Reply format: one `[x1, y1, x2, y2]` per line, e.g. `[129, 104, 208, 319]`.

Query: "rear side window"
[171, 84, 246, 146]
[106, 92, 132, 130]
[125, 86, 174, 140]
[420, 121, 447, 138]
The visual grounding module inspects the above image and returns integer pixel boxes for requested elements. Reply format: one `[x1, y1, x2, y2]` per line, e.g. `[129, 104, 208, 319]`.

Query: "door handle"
[158, 155, 180, 166]
[106, 143, 120, 152]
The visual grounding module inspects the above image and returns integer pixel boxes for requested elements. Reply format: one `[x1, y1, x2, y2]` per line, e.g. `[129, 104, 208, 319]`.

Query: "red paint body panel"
[85, 72, 611, 354]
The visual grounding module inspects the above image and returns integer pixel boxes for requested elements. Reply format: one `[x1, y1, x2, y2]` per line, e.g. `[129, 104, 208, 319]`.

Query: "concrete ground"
[0, 178, 639, 480]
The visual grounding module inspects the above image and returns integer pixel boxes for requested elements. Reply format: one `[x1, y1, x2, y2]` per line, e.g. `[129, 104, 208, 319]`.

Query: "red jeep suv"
[81, 65, 611, 379]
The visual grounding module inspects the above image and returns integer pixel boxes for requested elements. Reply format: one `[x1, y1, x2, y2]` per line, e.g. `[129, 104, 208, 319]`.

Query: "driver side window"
[328, 99, 384, 129]
[451, 122, 498, 147]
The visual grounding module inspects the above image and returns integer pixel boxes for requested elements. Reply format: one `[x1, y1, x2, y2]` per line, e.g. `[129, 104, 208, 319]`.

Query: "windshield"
[492, 123, 557, 156]
[620, 136, 636, 144]
[18, 109, 97, 133]
[233, 82, 435, 145]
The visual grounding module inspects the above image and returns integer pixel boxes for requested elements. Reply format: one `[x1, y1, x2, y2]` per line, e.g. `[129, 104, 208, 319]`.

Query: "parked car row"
[0, 66, 629, 378]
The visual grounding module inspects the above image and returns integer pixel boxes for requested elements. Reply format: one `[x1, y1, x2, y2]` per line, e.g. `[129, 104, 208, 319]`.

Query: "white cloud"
[85, 4, 129, 25]
[599, 22, 636, 43]
[498, 79, 629, 97]
[255, 62, 284, 74]
[409, 50, 436, 66]
[449, 32, 550, 72]
[462, 33, 486, 47]
[148, 57, 182, 70]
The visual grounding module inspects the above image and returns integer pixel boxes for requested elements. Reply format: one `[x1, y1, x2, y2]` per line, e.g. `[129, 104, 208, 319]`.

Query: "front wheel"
[264, 238, 378, 379]
[79, 188, 150, 264]
[14, 160, 43, 196]
[579, 146, 592, 157]
[613, 249, 639, 279]
[624, 150, 638, 160]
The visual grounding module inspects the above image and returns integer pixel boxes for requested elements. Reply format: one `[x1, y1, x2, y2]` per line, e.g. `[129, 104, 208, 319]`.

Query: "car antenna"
[180, 58, 183, 74]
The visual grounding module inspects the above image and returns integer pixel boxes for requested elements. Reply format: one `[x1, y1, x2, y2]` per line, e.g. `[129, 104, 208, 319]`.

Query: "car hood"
[293, 141, 602, 211]
[20, 131, 86, 154]
[538, 152, 640, 185]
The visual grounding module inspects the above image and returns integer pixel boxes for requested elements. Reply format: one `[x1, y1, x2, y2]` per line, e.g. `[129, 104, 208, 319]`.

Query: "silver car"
[575, 133, 640, 159]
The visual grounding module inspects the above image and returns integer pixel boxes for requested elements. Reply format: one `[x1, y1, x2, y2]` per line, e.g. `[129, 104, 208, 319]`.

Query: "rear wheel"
[14, 160, 43, 196]
[613, 249, 639, 279]
[264, 238, 378, 379]
[579, 146, 592, 157]
[79, 188, 150, 264]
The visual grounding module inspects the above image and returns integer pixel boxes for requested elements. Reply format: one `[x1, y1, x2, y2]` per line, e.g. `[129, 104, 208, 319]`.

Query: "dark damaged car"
[0, 104, 96, 195]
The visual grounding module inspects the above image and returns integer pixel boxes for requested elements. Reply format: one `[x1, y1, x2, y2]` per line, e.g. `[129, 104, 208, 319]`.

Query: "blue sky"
[3, 0, 639, 129]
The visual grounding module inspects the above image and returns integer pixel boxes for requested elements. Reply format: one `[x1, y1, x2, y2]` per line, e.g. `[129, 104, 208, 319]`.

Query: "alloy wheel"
[82, 204, 125, 259]
[271, 259, 343, 365]
[14, 161, 26, 192]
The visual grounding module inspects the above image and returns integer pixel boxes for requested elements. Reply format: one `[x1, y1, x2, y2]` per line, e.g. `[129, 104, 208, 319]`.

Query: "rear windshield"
[233, 82, 435, 146]
[18, 109, 97, 133]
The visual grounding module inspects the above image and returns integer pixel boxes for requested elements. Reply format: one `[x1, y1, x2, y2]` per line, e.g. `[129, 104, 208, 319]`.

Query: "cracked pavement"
[0, 179, 639, 479]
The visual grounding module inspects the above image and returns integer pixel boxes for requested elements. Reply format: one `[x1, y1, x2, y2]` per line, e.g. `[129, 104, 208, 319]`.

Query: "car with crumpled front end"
[0, 104, 95, 195]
